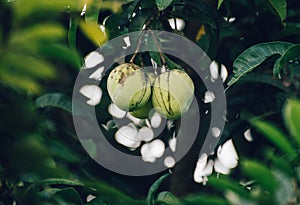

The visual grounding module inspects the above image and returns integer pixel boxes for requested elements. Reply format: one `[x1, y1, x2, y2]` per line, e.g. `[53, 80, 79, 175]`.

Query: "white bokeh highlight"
[84, 51, 104, 68]
[138, 126, 154, 142]
[108, 103, 126, 119]
[115, 123, 141, 149]
[164, 156, 176, 168]
[79, 85, 102, 106]
[141, 139, 165, 163]
[204, 91, 215, 103]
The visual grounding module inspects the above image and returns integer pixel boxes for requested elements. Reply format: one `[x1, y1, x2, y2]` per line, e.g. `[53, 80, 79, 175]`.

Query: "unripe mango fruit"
[152, 69, 194, 120]
[129, 72, 156, 119]
[107, 63, 151, 111]
[130, 100, 154, 119]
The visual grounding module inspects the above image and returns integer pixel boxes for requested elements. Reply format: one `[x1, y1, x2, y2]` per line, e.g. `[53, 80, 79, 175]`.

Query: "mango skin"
[107, 63, 151, 111]
[130, 100, 154, 119]
[152, 69, 194, 120]
[129, 72, 156, 119]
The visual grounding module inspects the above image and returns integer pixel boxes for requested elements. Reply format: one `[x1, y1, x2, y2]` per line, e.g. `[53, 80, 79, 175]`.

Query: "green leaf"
[79, 20, 107, 46]
[273, 44, 300, 78]
[35, 93, 72, 113]
[104, 13, 123, 39]
[208, 176, 250, 199]
[250, 119, 297, 159]
[38, 44, 82, 69]
[155, 0, 173, 11]
[241, 160, 277, 193]
[263, 0, 287, 22]
[85, 0, 101, 25]
[129, 9, 153, 32]
[156, 191, 180, 205]
[284, 99, 300, 147]
[81, 139, 97, 159]
[264, 149, 294, 176]
[217, 0, 224, 9]
[39, 187, 84, 205]
[10, 23, 66, 45]
[183, 194, 230, 205]
[149, 51, 182, 69]
[147, 173, 170, 205]
[13, 0, 79, 20]
[178, 0, 218, 28]
[68, 14, 80, 51]
[239, 73, 291, 93]
[85, 197, 106, 205]
[228, 41, 294, 86]
[3, 53, 57, 79]
[40, 178, 84, 187]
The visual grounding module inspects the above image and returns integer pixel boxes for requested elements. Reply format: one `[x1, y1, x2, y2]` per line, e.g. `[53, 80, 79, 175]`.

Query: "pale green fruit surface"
[152, 69, 194, 120]
[130, 100, 154, 119]
[107, 63, 151, 111]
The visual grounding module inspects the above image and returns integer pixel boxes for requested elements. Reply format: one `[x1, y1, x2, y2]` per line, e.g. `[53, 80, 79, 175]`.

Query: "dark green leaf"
[273, 44, 300, 78]
[183, 194, 230, 205]
[284, 99, 300, 147]
[155, 0, 173, 11]
[228, 41, 294, 86]
[239, 73, 291, 93]
[86, 197, 106, 205]
[35, 93, 72, 113]
[129, 9, 153, 32]
[263, 0, 287, 22]
[39, 187, 84, 205]
[40, 178, 84, 186]
[156, 191, 180, 205]
[147, 173, 170, 205]
[68, 14, 80, 51]
[175, 0, 218, 28]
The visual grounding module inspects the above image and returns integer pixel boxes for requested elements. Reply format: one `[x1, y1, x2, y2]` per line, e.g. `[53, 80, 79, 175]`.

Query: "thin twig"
[129, 15, 156, 63]
[173, 17, 177, 30]
[149, 29, 167, 67]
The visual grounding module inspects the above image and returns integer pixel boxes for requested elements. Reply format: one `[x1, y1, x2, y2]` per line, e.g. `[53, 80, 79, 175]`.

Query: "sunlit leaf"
[79, 21, 107, 46]
[85, 0, 102, 24]
[284, 99, 300, 147]
[217, 0, 224, 9]
[13, 0, 79, 20]
[0, 68, 42, 93]
[228, 41, 294, 86]
[3, 53, 57, 79]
